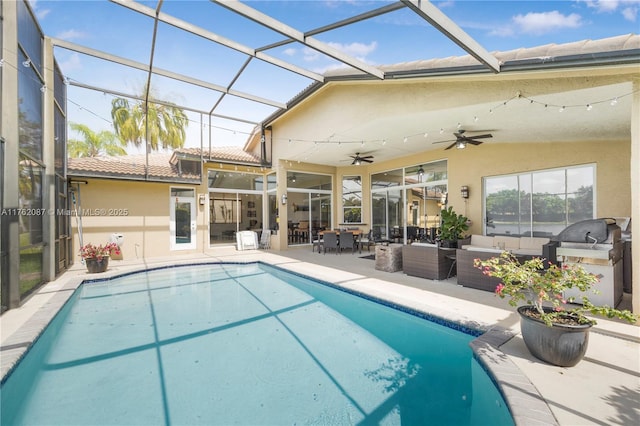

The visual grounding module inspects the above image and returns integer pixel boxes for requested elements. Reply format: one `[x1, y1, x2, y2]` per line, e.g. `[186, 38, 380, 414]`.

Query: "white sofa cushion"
[470, 234, 495, 247]
[494, 235, 521, 249]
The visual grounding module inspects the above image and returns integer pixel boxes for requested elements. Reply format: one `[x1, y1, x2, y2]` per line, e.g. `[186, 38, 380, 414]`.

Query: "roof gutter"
[259, 48, 640, 129]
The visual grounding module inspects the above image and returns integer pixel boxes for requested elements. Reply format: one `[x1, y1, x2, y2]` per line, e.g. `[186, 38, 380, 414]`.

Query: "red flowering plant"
[79, 242, 120, 261]
[474, 252, 636, 327]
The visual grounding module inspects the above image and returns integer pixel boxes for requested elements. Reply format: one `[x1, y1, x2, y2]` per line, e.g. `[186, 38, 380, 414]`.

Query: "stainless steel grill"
[553, 218, 623, 307]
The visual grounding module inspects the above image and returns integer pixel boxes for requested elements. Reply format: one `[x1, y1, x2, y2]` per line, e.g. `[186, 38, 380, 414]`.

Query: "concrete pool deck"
[2, 246, 639, 425]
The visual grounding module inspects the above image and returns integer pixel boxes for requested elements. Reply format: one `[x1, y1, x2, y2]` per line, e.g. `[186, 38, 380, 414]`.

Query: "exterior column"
[1, 0, 21, 309]
[42, 37, 56, 281]
[631, 79, 639, 317]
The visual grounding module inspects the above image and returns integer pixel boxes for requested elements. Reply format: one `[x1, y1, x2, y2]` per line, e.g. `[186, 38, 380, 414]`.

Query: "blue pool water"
[1, 263, 513, 425]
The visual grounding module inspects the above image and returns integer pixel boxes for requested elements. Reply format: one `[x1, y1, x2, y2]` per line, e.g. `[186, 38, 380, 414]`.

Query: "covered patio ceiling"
[45, 0, 639, 167]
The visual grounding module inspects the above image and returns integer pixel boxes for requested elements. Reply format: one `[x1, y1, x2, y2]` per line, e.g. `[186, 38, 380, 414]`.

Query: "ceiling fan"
[433, 130, 493, 150]
[349, 152, 374, 165]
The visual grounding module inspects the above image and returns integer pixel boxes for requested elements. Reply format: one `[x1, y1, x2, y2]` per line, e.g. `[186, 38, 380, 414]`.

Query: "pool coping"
[1, 256, 557, 425]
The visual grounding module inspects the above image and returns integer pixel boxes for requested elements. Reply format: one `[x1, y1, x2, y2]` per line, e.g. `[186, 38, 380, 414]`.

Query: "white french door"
[170, 188, 196, 250]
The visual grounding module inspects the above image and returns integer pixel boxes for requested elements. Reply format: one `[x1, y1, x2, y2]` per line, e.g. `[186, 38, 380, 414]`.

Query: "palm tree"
[67, 123, 126, 158]
[110, 88, 188, 151]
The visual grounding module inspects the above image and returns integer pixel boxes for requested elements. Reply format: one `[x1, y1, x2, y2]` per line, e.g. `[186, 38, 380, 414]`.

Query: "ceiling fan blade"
[361, 158, 374, 163]
[467, 140, 484, 146]
[361, 155, 374, 159]
[444, 142, 458, 150]
[466, 133, 492, 139]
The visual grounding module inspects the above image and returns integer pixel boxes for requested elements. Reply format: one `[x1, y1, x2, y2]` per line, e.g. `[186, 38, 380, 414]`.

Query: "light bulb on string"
[610, 98, 618, 106]
[586, 104, 593, 111]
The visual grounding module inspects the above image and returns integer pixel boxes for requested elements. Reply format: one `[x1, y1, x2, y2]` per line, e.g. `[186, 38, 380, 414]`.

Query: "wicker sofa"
[456, 235, 550, 291]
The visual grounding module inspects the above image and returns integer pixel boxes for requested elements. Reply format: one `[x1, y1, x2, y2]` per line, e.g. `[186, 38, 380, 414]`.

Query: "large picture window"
[483, 165, 594, 237]
[342, 176, 362, 223]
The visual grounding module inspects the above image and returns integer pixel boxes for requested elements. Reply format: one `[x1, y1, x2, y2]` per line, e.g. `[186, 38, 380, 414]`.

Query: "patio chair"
[259, 229, 271, 249]
[322, 232, 339, 255]
[339, 232, 355, 254]
[312, 230, 323, 253]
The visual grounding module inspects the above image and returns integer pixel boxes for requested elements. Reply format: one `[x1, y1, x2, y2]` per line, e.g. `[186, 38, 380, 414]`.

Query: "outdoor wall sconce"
[198, 194, 206, 205]
[281, 194, 288, 205]
[461, 185, 469, 199]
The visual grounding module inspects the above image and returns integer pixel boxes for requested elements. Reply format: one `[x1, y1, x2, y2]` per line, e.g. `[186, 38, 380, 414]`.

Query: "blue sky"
[29, 0, 640, 151]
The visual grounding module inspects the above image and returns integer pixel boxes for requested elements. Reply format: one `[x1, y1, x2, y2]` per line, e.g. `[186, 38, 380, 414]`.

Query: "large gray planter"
[517, 305, 592, 367]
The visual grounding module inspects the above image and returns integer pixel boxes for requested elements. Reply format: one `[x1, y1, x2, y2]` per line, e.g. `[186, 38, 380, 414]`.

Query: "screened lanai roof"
[37, 0, 640, 165]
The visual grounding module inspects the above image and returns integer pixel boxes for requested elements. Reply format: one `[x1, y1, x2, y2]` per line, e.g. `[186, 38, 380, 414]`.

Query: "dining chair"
[312, 230, 323, 253]
[322, 232, 338, 254]
[339, 232, 355, 254]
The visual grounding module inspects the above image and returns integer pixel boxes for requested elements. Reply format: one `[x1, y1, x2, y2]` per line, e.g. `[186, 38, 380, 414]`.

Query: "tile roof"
[173, 147, 262, 164]
[67, 147, 262, 182]
[325, 34, 640, 77]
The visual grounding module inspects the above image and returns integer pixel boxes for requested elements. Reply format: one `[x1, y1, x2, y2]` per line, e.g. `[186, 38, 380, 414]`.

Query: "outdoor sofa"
[456, 235, 551, 291]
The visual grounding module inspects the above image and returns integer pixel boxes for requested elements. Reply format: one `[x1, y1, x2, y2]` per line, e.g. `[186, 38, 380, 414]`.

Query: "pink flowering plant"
[79, 242, 120, 261]
[474, 252, 636, 327]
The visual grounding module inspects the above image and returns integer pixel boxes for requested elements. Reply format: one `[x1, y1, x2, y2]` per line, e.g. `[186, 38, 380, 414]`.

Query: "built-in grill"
[551, 218, 624, 307]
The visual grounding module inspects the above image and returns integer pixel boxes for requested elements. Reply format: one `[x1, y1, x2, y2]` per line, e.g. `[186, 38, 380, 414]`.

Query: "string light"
[586, 104, 593, 111]
[22, 59, 31, 67]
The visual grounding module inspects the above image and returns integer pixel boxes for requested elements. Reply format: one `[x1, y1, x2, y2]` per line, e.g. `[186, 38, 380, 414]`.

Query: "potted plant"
[475, 252, 637, 366]
[79, 242, 120, 273]
[438, 206, 469, 248]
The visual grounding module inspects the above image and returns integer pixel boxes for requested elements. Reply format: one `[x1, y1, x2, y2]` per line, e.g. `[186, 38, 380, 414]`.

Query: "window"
[342, 176, 362, 223]
[484, 165, 594, 237]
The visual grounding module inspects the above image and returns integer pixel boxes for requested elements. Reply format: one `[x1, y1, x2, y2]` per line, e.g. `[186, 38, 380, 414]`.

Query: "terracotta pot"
[517, 305, 592, 367]
[85, 257, 109, 273]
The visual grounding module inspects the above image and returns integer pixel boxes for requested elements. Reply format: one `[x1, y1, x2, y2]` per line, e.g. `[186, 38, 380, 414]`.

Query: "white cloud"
[302, 46, 321, 62]
[327, 41, 378, 61]
[488, 26, 515, 37]
[283, 47, 297, 57]
[56, 29, 86, 41]
[28, 0, 50, 20]
[580, 0, 639, 20]
[436, 0, 456, 9]
[622, 6, 638, 20]
[59, 52, 83, 73]
[513, 11, 583, 35]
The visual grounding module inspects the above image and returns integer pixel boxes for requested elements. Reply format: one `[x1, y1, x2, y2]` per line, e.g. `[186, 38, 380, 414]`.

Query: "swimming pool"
[1, 262, 513, 425]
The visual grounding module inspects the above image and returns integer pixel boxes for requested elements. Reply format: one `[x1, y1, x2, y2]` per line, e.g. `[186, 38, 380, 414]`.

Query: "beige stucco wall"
[73, 138, 630, 259]
[71, 179, 202, 262]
